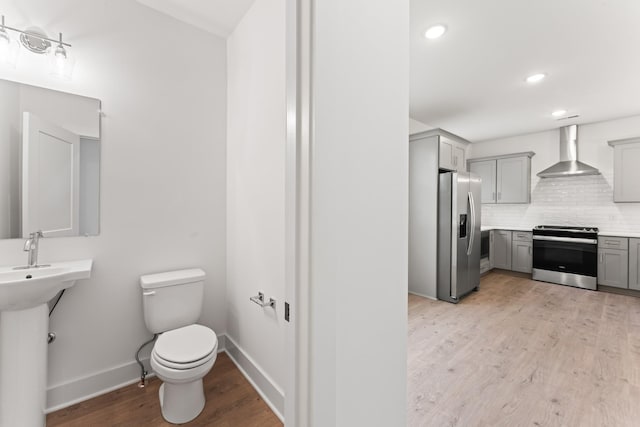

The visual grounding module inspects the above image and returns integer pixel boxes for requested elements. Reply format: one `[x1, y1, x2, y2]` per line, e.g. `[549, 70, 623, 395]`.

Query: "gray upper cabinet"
[597, 236, 629, 289]
[629, 238, 640, 291]
[608, 137, 640, 202]
[469, 160, 497, 203]
[497, 157, 530, 203]
[468, 152, 534, 204]
[492, 230, 512, 270]
[439, 136, 467, 171]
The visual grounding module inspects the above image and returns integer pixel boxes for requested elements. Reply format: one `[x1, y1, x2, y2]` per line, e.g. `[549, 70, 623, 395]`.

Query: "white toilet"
[140, 268, 218, 424]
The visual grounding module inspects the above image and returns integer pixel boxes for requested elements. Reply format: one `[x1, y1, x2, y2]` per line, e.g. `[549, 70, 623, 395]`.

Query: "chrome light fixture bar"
[0, 15, 72, 51]
[0, 14, 75, 79]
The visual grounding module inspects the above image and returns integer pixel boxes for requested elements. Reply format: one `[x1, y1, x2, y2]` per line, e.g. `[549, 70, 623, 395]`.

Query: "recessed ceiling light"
[526, 73, 546, 84]
[424, 25, 447, 40]
[552, 109, 568, 117]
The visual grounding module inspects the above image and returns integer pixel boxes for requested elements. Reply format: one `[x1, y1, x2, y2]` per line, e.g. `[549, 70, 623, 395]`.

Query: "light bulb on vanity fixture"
[0, 15, 75, 79]
[49, 32, 75, 79]
[0, 16, 20, 67]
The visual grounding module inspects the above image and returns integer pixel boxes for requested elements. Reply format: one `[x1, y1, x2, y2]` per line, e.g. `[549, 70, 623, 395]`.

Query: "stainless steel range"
[532, 225, 598, 290]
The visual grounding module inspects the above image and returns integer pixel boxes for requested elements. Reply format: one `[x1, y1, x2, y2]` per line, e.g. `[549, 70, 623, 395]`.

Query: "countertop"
[598, 231, 640, 238]
[481, 226, 640, 239]
[481, 226, 532, 232]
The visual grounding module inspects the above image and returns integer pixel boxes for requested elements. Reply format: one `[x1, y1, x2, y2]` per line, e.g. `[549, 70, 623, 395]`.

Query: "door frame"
[284, 0, 312, 425]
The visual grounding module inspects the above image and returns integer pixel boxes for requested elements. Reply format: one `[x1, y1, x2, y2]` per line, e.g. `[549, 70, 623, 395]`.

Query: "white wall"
[225, 0, 286, 417]
[309, 0, 409, 425]
[0, 0, 227, 409]
[409, 117, 434, 135]
[470, 115, 640, 232]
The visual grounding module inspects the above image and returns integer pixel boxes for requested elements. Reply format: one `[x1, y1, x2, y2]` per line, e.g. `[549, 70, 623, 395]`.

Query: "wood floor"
[47, 352, 282, 427]
[408, 270, 640, 427]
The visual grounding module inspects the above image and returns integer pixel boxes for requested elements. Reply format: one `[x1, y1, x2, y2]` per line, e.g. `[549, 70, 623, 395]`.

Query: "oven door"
[532, 237, 597, 277]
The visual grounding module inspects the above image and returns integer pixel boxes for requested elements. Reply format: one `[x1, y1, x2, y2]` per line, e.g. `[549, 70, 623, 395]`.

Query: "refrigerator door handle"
[467, 191, 476, 256]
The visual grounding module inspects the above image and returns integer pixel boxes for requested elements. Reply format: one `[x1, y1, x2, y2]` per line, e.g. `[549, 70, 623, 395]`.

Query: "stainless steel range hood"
[537, 125, 600, 178]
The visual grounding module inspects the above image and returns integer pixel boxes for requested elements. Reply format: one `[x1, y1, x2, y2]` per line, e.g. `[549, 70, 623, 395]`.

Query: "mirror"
[0, 79, 101, 239]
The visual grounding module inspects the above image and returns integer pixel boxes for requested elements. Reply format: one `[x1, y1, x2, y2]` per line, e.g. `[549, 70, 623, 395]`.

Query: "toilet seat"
[154, 324, 218, 369]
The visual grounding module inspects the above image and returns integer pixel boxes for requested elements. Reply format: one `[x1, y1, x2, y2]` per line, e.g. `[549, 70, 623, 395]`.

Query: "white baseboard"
[46, 333, 228, 414]
[224, 335, 284, 422]
[46, 358, 149, 413]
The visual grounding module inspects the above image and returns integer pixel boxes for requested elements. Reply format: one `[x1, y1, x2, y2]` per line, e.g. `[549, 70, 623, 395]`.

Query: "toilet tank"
[140, 268, 206, 334]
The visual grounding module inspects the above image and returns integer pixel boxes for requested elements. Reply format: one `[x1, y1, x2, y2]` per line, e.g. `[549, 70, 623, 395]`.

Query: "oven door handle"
[532, 235, 598, 244]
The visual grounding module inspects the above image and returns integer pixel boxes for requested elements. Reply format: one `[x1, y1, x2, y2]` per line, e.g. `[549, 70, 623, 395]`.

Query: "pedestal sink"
[0, 259, 92, 427]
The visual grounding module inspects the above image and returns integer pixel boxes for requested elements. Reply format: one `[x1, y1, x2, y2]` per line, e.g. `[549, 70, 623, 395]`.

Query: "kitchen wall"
[0, 0, 227, 410]
[409, 117, 433, 134]
[470, 115, 640, 232]
[225, 0, 286, 418]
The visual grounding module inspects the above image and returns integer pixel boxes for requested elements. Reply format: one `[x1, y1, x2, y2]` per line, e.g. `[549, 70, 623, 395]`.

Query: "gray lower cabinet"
[598, 248, 629, 289]
[629, 238, 640, 291]
[492, 230, 512, 270]
[511, 232, 532, 273]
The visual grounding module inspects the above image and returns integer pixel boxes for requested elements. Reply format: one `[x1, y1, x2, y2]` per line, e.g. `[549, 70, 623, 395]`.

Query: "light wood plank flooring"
[409, 270, 640, 427]
[47, 352, 282, 427]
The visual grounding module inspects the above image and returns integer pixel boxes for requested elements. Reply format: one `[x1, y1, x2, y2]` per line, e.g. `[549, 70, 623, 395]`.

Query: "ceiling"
[135, 0, 255, 38]
[136, 0, 640, 142]
[410, 0, 640, 141]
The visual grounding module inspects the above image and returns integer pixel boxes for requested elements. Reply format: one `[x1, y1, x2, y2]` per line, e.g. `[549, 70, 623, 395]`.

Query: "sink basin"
[0, 259, 92, 311]
[0, 259, 92, 426]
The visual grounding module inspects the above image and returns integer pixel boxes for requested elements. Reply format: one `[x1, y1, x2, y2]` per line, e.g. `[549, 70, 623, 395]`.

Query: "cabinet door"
[598, 248, 629, 288]
[613, 143, 640, 202]
[511, 241, 532, 273]
[629, 238, 640, 290]
[469, 160, 497, 203]
[439, 138, 455, 171]
[454, 145, 465, 171]
[492, 230, 512, 270]
[489, 230, 495, 269]
[497, 156, 530, 203]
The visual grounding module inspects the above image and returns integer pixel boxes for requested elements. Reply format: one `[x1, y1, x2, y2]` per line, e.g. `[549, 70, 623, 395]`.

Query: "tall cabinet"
[468, 152, 535, 204]
[409, 129, 470, 299]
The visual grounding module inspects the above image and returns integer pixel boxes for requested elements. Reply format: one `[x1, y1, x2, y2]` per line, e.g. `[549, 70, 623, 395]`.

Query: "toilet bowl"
[140, 268, 217, 424]
[150, 324, 218, 424]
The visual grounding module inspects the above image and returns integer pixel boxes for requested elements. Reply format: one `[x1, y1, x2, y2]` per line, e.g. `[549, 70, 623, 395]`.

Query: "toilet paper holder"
[250, 292, 276, 308]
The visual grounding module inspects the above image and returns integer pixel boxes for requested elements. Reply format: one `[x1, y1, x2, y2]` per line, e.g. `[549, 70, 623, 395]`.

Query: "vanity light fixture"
[526, 73, 546, 84]
[0, 15, 74, 79]
[425, 24, 447, 40]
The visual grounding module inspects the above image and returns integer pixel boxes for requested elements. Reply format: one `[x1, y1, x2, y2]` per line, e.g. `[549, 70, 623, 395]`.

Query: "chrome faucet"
[23, 230, 44, 268]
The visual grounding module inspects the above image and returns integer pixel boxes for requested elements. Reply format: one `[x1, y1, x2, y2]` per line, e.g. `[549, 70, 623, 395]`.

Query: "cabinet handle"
[528, 246, 532, 255]
[454, 156, 458, 167]
[599, 253, 604, 263]
[498, 192, 501, 200]
[492, 192, 496, 201]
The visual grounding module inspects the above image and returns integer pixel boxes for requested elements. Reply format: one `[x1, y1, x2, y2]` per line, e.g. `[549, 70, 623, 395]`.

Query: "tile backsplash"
[482, 172, 640, 232]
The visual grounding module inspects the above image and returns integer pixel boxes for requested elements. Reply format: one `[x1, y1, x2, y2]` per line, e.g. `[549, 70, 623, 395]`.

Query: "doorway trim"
[284, 0, 312, 425]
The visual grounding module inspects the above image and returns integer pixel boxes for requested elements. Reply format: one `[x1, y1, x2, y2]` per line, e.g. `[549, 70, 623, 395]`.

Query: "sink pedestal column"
[0, 304, 48, 427]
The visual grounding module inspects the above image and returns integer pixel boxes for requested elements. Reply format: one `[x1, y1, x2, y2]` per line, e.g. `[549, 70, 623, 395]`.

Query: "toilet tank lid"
[140, 268, 206, 289]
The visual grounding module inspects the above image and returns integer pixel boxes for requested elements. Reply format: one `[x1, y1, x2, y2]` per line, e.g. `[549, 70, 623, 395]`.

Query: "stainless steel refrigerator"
[437, 171, 481, 303]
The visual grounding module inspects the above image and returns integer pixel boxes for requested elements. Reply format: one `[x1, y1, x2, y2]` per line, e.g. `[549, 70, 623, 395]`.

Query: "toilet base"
[158, 379, 205, 424]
